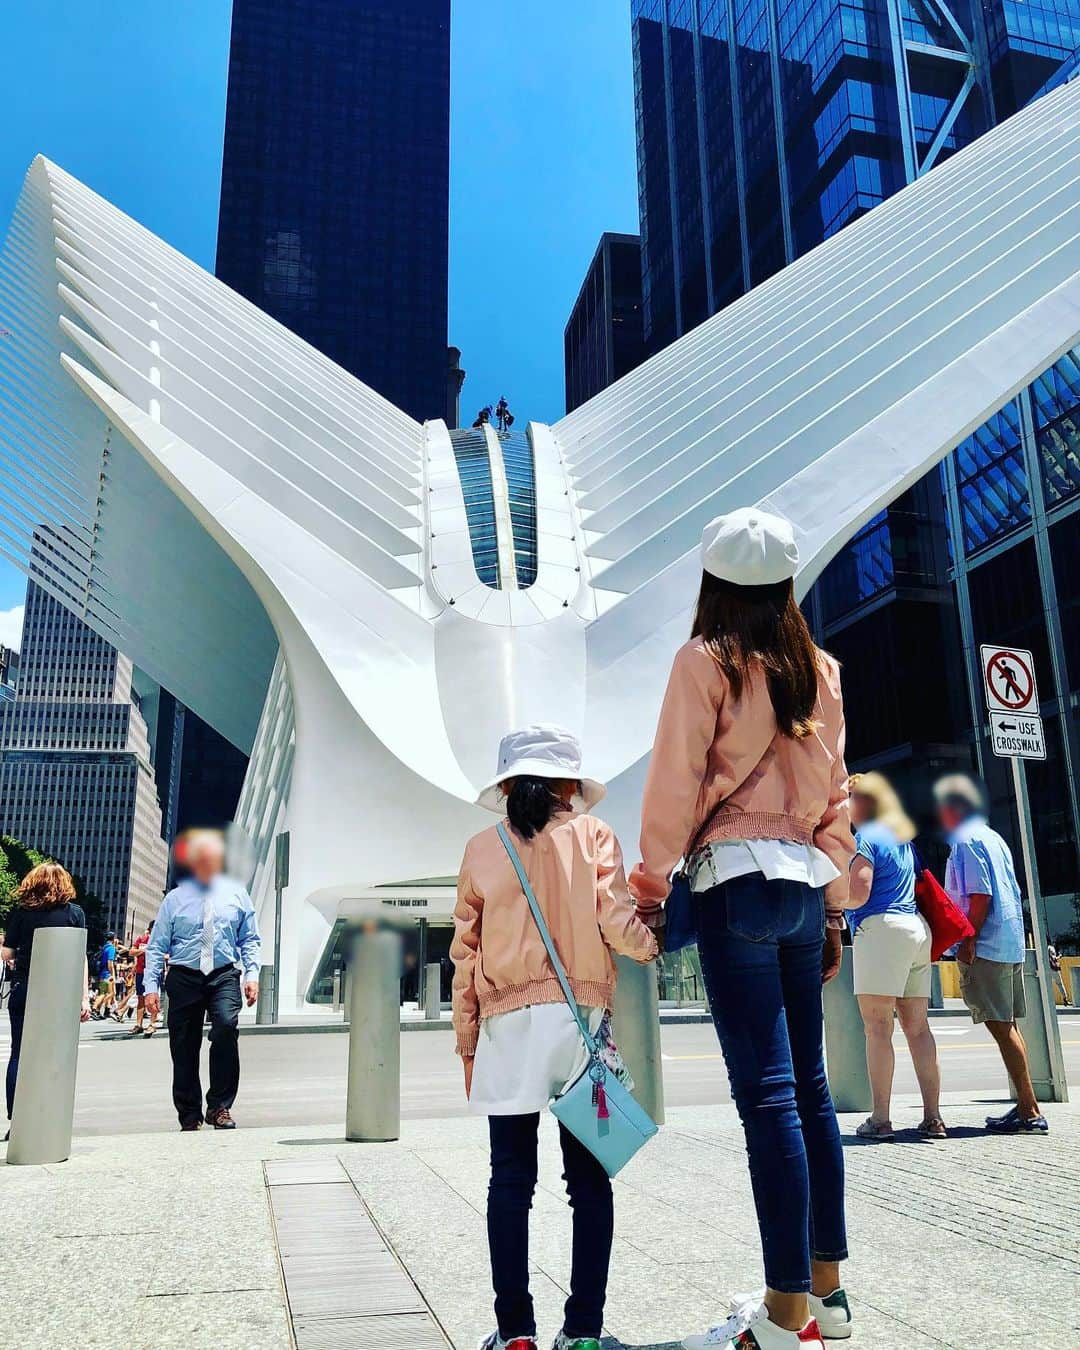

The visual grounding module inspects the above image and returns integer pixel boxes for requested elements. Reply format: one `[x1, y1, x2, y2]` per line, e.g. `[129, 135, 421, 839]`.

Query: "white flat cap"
[700, 507, 800, 585]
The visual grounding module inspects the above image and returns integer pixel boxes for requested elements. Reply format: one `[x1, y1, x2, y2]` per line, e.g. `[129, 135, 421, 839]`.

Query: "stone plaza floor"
[3, 1093, 1077, 1349]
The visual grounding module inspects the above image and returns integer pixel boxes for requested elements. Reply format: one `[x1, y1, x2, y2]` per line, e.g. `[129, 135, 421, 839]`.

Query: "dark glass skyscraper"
[564, 233, 646, 414]
[629, 0, 1080, 930]
[216, 0, 451, 422]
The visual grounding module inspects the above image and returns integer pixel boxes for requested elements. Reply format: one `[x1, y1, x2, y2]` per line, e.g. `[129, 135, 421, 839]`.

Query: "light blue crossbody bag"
[496, 821, 658, 1177]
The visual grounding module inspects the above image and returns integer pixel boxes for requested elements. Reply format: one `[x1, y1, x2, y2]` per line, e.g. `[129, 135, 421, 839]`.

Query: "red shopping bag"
[915, 867, 974, 961]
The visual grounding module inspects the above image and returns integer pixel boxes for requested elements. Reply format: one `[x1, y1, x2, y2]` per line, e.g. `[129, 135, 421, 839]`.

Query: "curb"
[93, 1003, 1079, 1041]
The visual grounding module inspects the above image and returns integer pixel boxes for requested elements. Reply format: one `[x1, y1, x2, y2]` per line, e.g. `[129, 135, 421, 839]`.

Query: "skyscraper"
[0, 577, 169, 936]
[628, 0, 1080, 920]
[215, 0, 451, 422]
[564, 233, 646, 414]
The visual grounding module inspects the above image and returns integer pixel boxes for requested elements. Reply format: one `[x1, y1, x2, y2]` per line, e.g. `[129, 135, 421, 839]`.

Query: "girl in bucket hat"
[453, 723, 657, 1350]
[631, 508, 854, 1350]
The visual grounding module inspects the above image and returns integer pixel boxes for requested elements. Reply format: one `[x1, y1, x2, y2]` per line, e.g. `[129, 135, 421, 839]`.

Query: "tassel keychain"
[595, 1082, 609, 1120]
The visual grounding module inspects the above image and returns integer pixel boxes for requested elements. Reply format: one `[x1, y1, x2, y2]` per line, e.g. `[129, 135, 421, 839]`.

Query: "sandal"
[855, 1116, 894, 1140]
[918, 1115, 947, 1139]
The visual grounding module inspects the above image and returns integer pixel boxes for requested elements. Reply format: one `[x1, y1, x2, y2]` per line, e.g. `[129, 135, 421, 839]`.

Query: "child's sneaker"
[683, 1297, 823, 1349]
[478, 1335, 538, 1350]
[552, 1336, 602, 1350]
[807, 1289, 852, 1340]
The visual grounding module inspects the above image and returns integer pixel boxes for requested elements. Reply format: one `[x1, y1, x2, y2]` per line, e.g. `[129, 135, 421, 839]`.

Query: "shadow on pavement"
[841, 1124, 988, 1146]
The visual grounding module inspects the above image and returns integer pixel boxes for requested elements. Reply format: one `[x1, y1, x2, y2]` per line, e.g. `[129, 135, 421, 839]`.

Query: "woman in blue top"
[847, 773, 945, 1141]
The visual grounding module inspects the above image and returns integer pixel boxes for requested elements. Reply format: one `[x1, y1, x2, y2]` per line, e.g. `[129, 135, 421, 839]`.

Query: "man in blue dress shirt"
[935, 774, 1048, 1136]
[144, 830, 261, 1130]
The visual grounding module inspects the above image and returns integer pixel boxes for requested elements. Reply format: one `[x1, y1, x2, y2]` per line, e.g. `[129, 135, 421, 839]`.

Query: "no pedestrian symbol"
[980, 645, 1039, 715]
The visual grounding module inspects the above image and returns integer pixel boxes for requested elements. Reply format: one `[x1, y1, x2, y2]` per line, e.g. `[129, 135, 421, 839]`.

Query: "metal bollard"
[423, 962, 441, 1021]
[822, 945, 872, 1114]
[612, 954, 665, 1125]
[8, 926, 87, 1165]
[345, 928, 401, 1141]
[255, 964, 276, 1025]
[1011, 949, 1067, 1103]
[929, 964, 943, 1010]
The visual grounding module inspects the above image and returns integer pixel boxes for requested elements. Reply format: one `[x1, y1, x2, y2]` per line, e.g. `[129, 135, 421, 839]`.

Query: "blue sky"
[0, 0, 639, 628]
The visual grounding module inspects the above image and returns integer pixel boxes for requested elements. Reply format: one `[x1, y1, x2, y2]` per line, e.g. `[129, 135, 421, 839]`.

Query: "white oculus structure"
[0, 83, 1077, 1008]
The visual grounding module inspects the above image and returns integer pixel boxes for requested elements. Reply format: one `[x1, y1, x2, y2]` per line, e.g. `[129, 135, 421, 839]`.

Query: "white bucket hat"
[700, 507, 799, 585]
[476, 723, 606, 812]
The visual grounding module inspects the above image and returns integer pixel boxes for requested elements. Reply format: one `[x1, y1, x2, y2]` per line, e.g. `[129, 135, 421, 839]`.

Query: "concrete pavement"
[21, 1015, 1080, 1135]
[3, 1095, 1077, 1349]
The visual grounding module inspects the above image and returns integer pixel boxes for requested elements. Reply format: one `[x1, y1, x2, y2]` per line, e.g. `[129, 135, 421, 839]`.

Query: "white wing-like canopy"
[0, 80, 1076, 1003]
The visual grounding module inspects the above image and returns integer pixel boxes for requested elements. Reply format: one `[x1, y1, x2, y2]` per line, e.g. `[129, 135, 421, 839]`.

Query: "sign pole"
[1009, 756, 1068, 1102]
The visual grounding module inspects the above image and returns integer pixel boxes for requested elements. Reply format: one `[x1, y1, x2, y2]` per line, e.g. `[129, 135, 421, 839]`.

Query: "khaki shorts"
[852, 911, 932, 998]
[959, 956, 1027, 1024]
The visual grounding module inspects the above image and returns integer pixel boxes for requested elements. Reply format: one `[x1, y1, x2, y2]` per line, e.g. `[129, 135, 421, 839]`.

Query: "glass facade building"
[216, 0, 451, 423]
[564, 233, 646, 414]
[629, 0, 1080, 934]
[0, 578, 169, 936]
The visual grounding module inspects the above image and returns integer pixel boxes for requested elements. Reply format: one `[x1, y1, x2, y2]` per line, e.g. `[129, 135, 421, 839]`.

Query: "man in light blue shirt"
[935, 774, 1046, 1136]
[144, 830, 261, 1131]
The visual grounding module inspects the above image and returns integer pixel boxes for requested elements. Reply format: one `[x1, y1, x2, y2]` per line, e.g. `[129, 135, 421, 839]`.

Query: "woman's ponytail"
[505, 776, 569, 840]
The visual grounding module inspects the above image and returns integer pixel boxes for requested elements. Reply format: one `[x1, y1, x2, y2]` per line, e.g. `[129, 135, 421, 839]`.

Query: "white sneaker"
[683, 1297, 823, 1349]
[807, 1289, 852, 1340]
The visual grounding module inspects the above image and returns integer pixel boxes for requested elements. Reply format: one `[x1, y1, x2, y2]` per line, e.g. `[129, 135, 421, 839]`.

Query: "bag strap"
[496, 821, 598, 1057]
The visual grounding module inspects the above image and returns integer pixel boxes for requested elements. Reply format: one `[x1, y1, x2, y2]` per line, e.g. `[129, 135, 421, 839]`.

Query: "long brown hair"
[16, 862, 77, 911]
[691, 572, 821, 738]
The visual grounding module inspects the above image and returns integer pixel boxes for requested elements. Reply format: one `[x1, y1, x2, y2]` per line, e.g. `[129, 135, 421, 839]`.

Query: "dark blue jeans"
[487, 1113, 613, 1339]
[696, 874, 847, 1293]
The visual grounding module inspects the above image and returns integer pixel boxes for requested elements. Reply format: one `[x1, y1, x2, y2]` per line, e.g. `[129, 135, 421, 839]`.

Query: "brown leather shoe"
[180, 1119, 202, 1132]
[205, 1107, 236, 1129]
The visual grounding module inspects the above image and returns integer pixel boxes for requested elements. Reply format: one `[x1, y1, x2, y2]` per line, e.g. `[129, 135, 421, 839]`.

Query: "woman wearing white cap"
[630, 509, 854, 1350]
[452, 724, 658, 1350]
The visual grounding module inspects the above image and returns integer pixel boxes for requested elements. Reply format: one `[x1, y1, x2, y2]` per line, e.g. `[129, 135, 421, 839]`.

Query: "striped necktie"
[199, 890, 214, 975]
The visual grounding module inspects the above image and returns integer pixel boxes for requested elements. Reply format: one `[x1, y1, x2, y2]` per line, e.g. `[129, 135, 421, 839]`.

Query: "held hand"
[244, 980, 260, 1007]
[821, 928, 843, 985]
[144, 992, 161, 1019]
[80, 997, 91, 1024]
[956, 937, 977, 966]
[463, 1055, 474, 1099]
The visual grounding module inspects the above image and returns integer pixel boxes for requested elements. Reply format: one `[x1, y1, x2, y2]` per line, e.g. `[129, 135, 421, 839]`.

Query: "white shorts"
[852, 911, 932, 999]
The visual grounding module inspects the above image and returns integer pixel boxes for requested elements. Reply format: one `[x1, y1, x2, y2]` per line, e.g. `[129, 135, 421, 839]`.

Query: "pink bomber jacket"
[451, 811, 658, 1057]
[629, 639, 853, 912]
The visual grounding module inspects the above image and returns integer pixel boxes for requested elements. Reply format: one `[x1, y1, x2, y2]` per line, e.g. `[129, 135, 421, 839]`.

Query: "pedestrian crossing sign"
[980, 645, 1039, 715]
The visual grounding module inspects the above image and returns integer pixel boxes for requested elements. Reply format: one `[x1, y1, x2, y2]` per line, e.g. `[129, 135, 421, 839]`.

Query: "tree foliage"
[0, 835, 105, 948]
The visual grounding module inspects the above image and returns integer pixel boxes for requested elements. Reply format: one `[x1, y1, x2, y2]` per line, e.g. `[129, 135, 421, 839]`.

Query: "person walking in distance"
[934, 774, 1048, 1135]
[846, 773, 944, 1140]
[143, 831, 261, 1131]
[128, 920, 157, 1035]
[631, 509, 854, 1350]
[91, 932, 117, 1018]
[1047, 943, 1071, 1006]
[2, 864, 91, 1139]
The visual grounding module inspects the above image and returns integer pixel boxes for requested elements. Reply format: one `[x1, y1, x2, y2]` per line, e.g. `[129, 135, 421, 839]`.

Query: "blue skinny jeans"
[696, 873, 847, 1293]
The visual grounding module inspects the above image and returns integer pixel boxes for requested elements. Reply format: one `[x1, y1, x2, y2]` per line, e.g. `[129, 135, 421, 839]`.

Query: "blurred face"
[850, 792, 873, 827]
[937, 801, 963, 834]
[188, 835, 225, 884]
